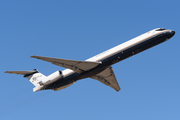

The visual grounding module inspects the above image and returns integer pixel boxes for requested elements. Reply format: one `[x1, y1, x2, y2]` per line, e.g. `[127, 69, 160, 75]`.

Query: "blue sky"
[1, 0, 180, 120]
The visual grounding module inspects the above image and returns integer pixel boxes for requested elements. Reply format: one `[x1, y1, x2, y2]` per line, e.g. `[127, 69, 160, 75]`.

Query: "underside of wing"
[90, 67, 121, 92]
[31, 56, 101, 73]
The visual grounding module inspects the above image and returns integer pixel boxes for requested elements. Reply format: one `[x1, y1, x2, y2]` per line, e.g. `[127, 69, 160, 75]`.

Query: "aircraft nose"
[168, 30, 175, 39]
[170, 30, 175, 36]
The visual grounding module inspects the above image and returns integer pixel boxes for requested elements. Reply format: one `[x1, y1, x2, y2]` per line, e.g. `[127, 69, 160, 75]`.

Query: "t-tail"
[5, 69, 62, 92]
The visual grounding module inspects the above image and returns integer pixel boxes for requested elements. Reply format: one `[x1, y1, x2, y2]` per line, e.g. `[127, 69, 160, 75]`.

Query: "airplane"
[5, 28, 175, 92]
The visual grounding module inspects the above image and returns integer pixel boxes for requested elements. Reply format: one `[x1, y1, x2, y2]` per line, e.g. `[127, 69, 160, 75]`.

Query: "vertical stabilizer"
[24, 69, 47, 87]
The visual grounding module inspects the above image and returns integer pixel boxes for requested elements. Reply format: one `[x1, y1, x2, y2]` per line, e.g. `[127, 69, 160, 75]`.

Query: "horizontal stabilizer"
[31, 55, 101, 73]
[5, 69, 47, 91]
[5, 69, 38, 76]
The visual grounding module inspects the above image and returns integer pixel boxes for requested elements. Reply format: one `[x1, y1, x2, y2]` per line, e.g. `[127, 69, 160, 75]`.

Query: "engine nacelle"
[39, 70, 62, 86]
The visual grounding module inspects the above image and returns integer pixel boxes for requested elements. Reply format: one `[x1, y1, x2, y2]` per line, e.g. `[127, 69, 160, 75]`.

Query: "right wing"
[90, 67, 121, 92]
[31, 56, 101, 73]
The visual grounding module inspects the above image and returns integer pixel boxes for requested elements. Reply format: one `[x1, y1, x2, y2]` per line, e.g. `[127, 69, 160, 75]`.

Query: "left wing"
[90, 67, 121, 92]
[31, 56, 101, 73]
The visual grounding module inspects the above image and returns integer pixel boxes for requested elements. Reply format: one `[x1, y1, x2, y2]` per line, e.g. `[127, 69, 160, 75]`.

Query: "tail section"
[5, 69, 63, 92]
[5, 69, 47, 92]
[24, 70, 46, 87]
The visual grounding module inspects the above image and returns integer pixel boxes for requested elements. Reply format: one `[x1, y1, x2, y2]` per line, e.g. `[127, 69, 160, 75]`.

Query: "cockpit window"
[155, 28, 166, 31]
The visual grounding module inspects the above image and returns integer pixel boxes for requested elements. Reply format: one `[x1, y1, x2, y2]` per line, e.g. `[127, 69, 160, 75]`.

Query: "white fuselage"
[43, 28, 175, 91]
[61, 28, 173, 78]
[5, 28, 175, 92]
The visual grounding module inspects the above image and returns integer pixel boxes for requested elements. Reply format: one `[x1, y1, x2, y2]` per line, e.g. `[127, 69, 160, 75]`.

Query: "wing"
[31, 56, 101, 73]
[90, 67, 121, 92]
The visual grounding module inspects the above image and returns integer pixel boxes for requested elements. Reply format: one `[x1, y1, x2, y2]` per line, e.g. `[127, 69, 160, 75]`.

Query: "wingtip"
[31, 55, 40, 59]
[116, 88, 121, 92]
[30, 55, 36, 58]
[4, 71, 16, 74]
[115, 88, 121, 92]
[4, 71, 9, 73]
